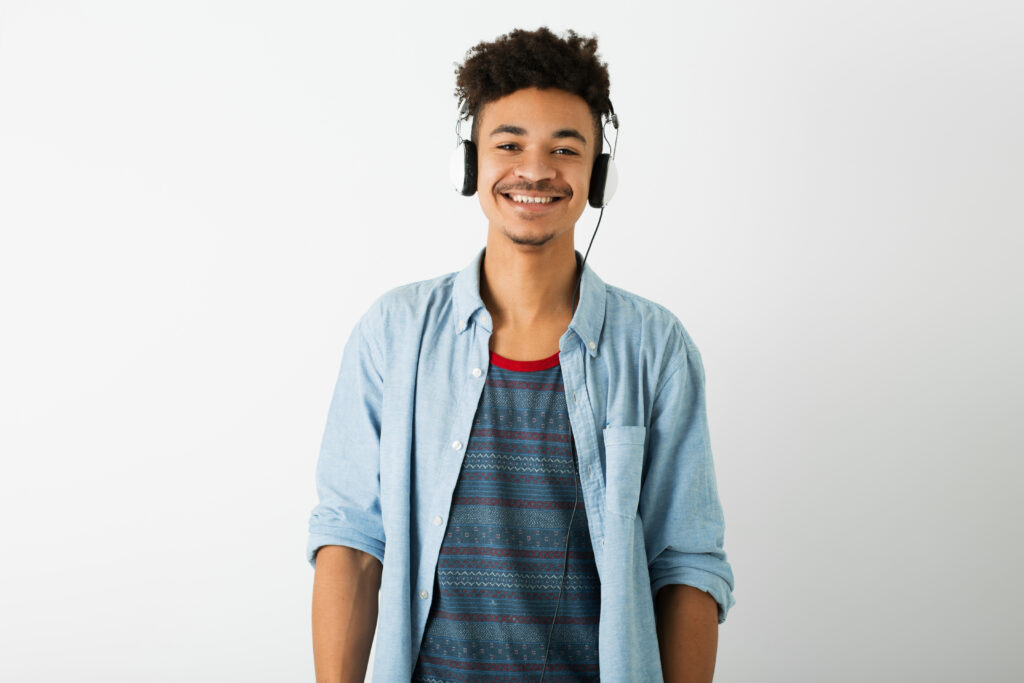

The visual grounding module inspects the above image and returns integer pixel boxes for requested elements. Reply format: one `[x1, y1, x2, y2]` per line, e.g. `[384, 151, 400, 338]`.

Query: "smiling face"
[474, 87, 597, 248]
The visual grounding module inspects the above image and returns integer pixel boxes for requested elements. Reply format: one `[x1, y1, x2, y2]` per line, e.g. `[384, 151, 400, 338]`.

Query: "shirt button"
[432, 515, 442, 526]
[457, 321, 466, 331]
[419, 589, 429, 599]
[588, 340, 596, 350]
[452, 440, 463, 450]
[472, 367, 482, 377]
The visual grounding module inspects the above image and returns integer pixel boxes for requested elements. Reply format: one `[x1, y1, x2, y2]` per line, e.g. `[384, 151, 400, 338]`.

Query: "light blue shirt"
[307, 246, 735, 681]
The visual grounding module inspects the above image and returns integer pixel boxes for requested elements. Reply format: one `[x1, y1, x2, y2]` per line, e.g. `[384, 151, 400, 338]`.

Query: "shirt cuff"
[307, 527, 385, 568]
[651, 567, 736, 625]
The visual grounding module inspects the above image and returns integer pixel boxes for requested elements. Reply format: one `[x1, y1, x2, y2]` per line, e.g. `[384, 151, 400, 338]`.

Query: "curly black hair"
[454, 27, 612, 157]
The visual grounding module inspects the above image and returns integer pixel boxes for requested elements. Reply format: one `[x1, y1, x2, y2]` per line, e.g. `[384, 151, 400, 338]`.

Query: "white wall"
[1, 1, 1021, 681]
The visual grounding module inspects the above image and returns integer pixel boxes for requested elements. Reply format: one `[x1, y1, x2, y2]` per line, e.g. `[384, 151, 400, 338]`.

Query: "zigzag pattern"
[438, 569, 597, 591]
[463, 452, 577, 476]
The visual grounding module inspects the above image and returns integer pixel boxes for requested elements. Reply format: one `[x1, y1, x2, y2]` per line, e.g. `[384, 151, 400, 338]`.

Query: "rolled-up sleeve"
[639, 332, 735, 624]
[306, 304, 387, 568]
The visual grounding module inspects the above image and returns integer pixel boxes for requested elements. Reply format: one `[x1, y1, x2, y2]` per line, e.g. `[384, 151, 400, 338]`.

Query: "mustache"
[495, 182, 572, 196]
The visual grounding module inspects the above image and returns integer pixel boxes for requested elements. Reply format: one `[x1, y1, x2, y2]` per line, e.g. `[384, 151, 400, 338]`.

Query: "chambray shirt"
[307, 246, 736, 681]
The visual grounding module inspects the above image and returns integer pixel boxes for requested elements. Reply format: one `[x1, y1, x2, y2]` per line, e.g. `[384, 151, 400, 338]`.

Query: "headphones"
[449, 98, 619, 208]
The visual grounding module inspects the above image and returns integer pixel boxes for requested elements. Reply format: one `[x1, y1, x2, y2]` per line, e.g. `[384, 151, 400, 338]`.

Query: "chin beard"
[504, 224, 556, 247]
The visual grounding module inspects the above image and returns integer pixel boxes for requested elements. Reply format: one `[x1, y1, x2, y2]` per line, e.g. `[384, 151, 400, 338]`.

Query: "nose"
[513, 148, 556, 182]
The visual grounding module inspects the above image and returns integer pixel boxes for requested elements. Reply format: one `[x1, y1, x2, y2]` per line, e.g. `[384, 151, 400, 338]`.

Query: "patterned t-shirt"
[411, 348, 601, 682]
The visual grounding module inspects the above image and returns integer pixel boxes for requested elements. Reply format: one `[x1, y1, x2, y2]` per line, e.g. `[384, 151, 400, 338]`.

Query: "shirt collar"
[453, 246, 607, 358]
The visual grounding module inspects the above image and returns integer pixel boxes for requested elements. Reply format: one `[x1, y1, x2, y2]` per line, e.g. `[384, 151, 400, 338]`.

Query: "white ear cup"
[449, 142, 467, 193]
[601, 157, 619, 206]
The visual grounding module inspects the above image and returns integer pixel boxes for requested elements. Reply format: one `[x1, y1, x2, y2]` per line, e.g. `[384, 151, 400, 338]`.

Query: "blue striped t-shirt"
[412, 348, 601, 681]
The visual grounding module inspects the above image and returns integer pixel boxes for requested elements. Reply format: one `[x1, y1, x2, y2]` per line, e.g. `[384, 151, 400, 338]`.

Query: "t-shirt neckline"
[489, 349, 560, 372]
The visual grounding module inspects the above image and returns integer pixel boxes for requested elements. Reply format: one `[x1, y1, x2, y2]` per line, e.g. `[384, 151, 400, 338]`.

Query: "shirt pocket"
[602, 425, 647, 520]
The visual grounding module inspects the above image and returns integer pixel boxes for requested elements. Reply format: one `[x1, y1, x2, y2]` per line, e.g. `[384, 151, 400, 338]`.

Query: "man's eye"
[554, 148, 578, 155]
[497, 143, 519, 151]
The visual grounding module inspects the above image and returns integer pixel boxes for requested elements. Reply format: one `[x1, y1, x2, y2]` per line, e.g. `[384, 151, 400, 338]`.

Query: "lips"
[499, 192, 565, 213]
[498, 191, 568, 213]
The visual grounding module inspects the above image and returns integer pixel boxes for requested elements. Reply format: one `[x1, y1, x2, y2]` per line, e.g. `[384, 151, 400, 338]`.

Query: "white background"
[1, 1, 1022, 681]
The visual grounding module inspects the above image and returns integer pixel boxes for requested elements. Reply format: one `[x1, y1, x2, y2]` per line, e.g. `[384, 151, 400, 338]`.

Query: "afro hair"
[454, 27, 612, 156]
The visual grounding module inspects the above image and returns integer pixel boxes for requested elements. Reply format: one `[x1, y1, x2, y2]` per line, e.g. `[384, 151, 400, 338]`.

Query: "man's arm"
[639, 326, 735, 673]
[307, 303, 388, 680]
[312, 545, 383, 683]
[655, 584, 719, 683]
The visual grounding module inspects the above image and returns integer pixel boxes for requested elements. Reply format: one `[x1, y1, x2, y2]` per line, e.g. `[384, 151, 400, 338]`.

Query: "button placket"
[561, 348, 609, 580]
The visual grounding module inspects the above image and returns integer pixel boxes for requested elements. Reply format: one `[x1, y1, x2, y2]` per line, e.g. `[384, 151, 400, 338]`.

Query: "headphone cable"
[537, 204, 605, 682]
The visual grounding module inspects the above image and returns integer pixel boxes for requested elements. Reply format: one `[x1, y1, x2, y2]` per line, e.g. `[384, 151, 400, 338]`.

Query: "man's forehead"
[476, 89, 595, 135]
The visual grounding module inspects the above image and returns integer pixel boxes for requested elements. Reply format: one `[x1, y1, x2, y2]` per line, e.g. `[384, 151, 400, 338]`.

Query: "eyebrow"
[488, 124, 588, 146]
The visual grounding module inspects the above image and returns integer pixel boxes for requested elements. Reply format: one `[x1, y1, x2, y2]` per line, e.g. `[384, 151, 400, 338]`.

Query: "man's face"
[474, 87, 596, 248]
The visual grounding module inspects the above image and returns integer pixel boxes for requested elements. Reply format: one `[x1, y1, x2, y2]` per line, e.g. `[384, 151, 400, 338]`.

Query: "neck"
[479, 234, 581, 332]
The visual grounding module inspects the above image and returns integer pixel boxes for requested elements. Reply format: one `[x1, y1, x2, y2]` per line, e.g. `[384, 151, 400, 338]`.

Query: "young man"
[309, 27, 735, 683]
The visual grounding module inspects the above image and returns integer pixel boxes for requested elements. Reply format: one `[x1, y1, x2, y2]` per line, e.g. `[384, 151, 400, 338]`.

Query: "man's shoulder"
[358, 267, 459, 330]
[380, 270, 457, 308]
[602, 281, 698, 353]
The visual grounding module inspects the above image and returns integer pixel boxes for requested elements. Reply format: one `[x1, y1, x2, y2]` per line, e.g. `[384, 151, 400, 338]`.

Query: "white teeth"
[509, 194, 555, 204]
